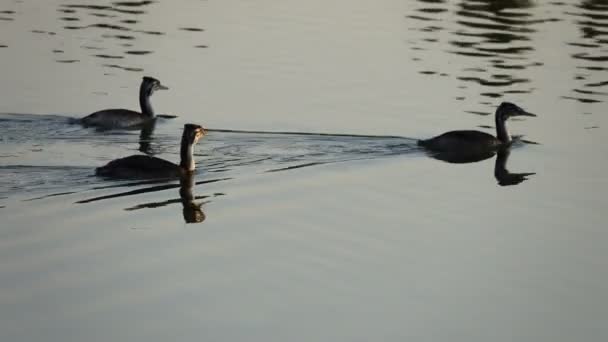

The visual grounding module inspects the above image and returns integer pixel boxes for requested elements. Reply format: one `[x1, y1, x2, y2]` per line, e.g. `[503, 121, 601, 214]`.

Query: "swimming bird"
[418, 102, 536, 152]
[96, 124, 206, 179]
[80, 76, 168, 129]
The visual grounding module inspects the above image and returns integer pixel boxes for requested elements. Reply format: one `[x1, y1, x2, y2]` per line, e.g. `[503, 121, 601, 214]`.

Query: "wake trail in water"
[0, 113, 420, 205]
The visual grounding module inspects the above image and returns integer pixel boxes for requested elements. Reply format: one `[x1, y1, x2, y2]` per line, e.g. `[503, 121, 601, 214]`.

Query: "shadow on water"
[424, 143, 536, 187]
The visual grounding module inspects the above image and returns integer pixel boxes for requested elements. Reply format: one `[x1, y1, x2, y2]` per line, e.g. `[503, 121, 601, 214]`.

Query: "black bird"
[96, 124, 206, 179]
[80, 76, 168, 129]
[418, 102, 536, 152]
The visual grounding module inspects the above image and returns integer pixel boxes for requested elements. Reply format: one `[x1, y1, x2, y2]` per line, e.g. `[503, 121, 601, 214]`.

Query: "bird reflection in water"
[179, 173, 205, 224]
[138, 120, 155, 154]
[424, 145, 536, 187]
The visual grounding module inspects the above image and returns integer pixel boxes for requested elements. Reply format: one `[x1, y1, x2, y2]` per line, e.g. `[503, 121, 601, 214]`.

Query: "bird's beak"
[156, 83, 169, 90]
[195, 127, 207, 141]
[516, 110, 536, 117]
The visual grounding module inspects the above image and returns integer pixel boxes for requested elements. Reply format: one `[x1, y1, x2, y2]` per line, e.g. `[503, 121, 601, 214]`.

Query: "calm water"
[1, 1, 607, 341]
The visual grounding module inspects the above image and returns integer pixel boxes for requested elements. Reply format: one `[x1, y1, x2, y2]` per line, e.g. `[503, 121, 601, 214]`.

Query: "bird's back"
[96, 154, 180, 179]
[81, 109, 150, 129]
[418, 130, 499, 151]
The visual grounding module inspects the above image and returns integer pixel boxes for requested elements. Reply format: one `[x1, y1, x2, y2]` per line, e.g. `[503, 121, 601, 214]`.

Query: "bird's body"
[418, 102, 535, 152]
[418, 130, 500, 151]
[81, 109, 152, 129]
[96, 124, 206, 179]
[95, 155, 183, 179]
[80, 76, 168, 129]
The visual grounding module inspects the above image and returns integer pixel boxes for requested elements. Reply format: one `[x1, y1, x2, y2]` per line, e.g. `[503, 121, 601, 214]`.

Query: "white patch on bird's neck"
[185, 144, 195, 171]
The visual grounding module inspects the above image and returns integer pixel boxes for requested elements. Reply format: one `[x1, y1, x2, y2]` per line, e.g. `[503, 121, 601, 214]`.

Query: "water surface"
[1, 1, 607, 341]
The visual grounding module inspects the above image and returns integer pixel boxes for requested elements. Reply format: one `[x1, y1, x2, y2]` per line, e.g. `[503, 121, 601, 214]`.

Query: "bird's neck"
[180, 136, 195, 171]
[139, 87, 154, 117]
[495, 115, 510, 144]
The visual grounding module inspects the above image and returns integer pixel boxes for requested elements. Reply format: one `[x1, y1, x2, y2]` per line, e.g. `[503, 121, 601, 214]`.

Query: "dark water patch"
[103, 34, 135, 40]
[0, 10, 15, 14]
[0, 17, 13, 21]
[135, 30, 164, 35]
[448, 50, 496, 58]
[457, 76, 528, 87]
[465, 110, 491, 116]
[561, 96, 602, 103]
[31, 30, 56, 35]
[0, 44, 7, 48]
[82, 45, 104, 50]
[61, 4, 146, 15]
[180, 27, 204, 32]
[419, 71, 436, 75]
[585, 80, 608, 87]
[103, 64, 143, 72]
[113, 0, 155, 7]
[52, 49, 64, 53]
[125, 50, 152, 55]
[568, 42, 601, 48]
[58, 8, 76, 13]
[63, 23, 131, 31]
[418, 7, 447, 14]
[121, 19, 138, 24]
[90, 23, 130, 31]
[455, 20, 534, 34]
[194, 45, 208, 48]
[453, 30, 529, 43]
[574, 88, 608, 96]
[90, 12, 117, 18]
[419, 25, 443, 32]
[407, 15, 437, 22]
[585, 126, 599, 129]
[56, 59, 80, 63]
[572, 52, 608, 62]
[94, 54, 124, 59]
[481, 92, 502, 98]
[456, 9, 535, 27]
[577, 65, 608, 71]
[60, 17, 80, 21]
[476, 45, 533, 54]
[503, 89, 533, 94]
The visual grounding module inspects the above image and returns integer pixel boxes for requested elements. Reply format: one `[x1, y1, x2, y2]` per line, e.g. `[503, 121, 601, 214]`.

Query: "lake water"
[1, 0, 607, 341]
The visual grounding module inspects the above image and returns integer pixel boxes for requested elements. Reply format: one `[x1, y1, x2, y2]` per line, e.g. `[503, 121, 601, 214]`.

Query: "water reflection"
[407, 0, 554, 107]
[179, 174, 206, 224]
[425, 146, 535, 187]
[494, 147, 535, 186]
[563, 0, 608, 104]
[0, 1, 208, 73]
[83, 175, 227, 224]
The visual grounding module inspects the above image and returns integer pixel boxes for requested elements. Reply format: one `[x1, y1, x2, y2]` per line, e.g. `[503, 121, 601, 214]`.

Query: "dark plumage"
[81, 76, 168, 129]
[418, 102, 536, 152]
[96, 124, 206, 179]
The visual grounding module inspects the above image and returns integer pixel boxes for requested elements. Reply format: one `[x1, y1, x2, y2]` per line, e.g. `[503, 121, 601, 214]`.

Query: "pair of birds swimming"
[87, 76, 536, 180]
[81, 77, 207, 179]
